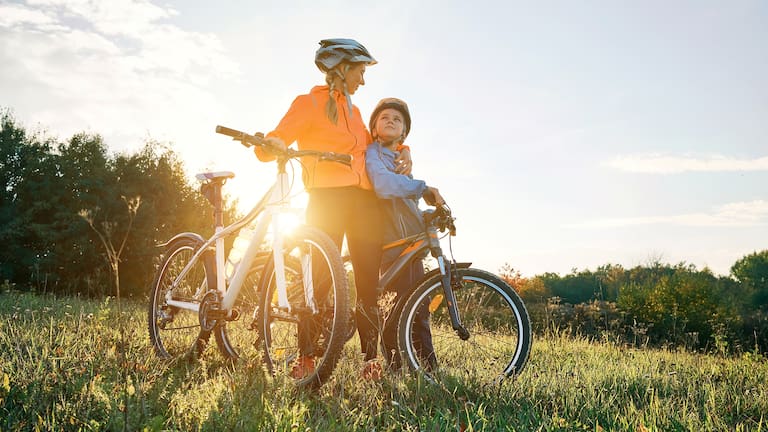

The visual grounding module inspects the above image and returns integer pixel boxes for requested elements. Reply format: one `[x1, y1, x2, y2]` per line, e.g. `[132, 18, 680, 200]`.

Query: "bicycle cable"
[443, 204, 461, 278]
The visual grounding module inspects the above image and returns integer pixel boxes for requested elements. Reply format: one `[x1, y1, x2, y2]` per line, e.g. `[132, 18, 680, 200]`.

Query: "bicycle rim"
[148, 242, 211, 359]
[398, 268, 532, 386]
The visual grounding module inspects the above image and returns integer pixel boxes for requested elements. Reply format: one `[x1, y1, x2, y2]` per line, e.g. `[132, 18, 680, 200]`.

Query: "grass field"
[1, 289, 766, 431]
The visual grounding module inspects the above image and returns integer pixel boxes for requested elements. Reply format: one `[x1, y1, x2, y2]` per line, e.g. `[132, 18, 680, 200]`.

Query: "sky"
[1, 0, 766, 277]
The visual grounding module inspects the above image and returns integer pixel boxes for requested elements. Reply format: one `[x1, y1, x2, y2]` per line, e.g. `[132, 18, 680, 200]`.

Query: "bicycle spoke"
[258, 226, 349, 390]
[399, 268, 532, 386]
[148, 242, 215, 359]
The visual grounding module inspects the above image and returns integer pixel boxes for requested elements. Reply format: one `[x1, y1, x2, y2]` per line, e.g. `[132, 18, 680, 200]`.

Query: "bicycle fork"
[430, 229, 470, 340]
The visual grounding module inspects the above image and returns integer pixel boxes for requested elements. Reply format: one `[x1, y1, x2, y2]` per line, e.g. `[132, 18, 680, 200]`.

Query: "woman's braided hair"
[324, 63, 350, 125]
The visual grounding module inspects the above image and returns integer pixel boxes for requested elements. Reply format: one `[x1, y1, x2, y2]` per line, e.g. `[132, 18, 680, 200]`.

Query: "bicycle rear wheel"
[257, 226, 349, 390]
[398, 268, 532, 386]
[148, 237, 221, 359]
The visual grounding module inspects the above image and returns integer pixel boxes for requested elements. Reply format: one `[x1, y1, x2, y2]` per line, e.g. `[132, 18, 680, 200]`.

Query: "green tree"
[618, 262, 740, 349]
[539, 269, 602, 304]
[0, 109, 61, 286]
[594, 263, 626, 302]
[0, 107, 237, 297]
[106, 141, 234, 297]
[731, 250, 768, 309]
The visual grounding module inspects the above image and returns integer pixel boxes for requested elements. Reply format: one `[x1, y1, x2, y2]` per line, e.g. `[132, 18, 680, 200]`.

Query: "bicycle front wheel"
[214, 253, 295, 361]
[398, 268, 532, 385]
[148, 237, 220, 359]
[257, 226, 349, 390]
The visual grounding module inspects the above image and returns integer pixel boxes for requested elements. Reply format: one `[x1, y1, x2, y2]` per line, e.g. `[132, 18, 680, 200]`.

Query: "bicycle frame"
[163, 170, 297, 315]
[377, 212, 469, 338]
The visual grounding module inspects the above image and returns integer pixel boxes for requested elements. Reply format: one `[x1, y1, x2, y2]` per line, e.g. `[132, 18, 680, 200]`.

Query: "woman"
[257, 39, 406, 379]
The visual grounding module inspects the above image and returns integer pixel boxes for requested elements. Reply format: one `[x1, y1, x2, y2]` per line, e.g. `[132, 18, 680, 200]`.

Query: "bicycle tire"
[148, 236, 222, 359]
[257, 226, 349, 390]
[398, 267, 532, 385]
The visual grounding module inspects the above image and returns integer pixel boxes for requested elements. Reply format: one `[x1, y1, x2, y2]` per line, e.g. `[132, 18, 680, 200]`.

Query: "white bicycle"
[148, 126, 350, 389]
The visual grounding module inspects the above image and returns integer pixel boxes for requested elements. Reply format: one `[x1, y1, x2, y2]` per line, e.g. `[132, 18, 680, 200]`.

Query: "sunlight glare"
[273, 209, 303, 236]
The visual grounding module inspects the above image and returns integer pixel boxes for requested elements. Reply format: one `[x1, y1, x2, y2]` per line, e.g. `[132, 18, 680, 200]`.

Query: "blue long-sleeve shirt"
[365, 142, 427, 200]
[365, 142, 428, 267]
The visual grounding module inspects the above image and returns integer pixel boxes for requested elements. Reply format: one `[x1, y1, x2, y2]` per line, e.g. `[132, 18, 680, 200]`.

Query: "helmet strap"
[334, 67, 354, 114]
[378, 134, 405, 148]
[344, 88, 353, 114]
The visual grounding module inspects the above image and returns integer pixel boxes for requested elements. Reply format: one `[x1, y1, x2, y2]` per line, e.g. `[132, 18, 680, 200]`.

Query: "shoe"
[361, 359, 382, 381]
[290, 355, 315, 380]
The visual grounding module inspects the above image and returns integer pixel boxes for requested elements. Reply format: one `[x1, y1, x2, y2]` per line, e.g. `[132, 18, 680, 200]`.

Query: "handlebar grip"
[215, 125, 244, 138]
[324, 153, 352, 166]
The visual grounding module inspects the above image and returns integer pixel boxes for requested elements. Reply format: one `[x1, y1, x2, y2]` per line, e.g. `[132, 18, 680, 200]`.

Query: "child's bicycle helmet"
[315, 38, 377, 73]
[369, 97, 412, 138]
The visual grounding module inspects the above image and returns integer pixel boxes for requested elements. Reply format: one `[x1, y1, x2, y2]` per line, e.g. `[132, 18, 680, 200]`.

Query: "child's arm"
[365, 144, 426, 200]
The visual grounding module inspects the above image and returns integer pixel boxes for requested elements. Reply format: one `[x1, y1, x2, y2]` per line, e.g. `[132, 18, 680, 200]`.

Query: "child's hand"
[395, 147, 412, 175]
[423, 186, 445, 206]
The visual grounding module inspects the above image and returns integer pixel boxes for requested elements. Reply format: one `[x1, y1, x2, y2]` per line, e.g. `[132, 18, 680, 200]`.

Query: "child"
[365, 98, 443, 371]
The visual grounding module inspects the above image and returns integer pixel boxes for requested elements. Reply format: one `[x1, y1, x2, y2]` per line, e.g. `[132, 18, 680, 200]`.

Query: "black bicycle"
[383, 204, 533, 385]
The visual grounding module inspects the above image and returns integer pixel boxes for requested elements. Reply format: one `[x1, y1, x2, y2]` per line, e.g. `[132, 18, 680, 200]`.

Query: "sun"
[272, 207, 304, 237]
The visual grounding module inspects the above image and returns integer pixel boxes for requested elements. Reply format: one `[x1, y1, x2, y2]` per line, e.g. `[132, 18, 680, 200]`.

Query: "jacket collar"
[311, 85, 346, 102]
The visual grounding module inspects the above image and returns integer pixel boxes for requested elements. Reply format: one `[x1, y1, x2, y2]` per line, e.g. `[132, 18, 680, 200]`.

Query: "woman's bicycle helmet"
[315, 38, 377, 73]
[369, 97, 412, 138]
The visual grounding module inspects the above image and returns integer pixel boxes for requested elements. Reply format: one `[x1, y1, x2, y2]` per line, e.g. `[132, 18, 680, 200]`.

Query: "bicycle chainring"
[199, 291, 222, 332]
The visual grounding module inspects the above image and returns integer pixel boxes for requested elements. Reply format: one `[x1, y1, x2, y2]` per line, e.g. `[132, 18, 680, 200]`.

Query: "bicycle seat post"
[196, 171, 236, 294]
[211, 181, 224, 229]
[196, 172, 236, 229]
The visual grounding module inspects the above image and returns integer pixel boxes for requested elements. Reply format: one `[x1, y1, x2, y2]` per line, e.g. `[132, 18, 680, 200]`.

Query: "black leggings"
[306, 186, 383, 360]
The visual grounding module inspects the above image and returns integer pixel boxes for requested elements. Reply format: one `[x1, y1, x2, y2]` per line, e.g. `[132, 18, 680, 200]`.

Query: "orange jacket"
[259, 85, 373, 190]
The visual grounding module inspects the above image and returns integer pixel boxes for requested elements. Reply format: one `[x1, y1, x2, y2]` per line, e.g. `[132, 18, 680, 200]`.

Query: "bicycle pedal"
[206, 309, 226, 320]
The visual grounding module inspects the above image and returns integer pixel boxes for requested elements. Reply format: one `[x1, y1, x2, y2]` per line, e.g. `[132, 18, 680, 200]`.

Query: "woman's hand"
[395, 147, 412, 175]
[262, 136, 287, 154]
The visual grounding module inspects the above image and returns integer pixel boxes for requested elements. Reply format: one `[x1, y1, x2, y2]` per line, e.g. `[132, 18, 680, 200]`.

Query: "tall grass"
[1, 288, 766, 431]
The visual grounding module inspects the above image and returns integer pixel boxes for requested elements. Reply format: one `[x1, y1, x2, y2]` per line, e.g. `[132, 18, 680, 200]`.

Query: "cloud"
[0, 3, 58, 28]
[604, 153, 768, 174]
[566, 200, 768, 228]
[26, 0, 177, 36]
[0, 0, 239, 155]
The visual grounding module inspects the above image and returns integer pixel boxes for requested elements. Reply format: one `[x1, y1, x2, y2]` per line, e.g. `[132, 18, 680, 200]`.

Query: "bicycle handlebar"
[425, 204, 457, 236]
[215, 125, 249, 140]
[215, 125, 352, 166]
